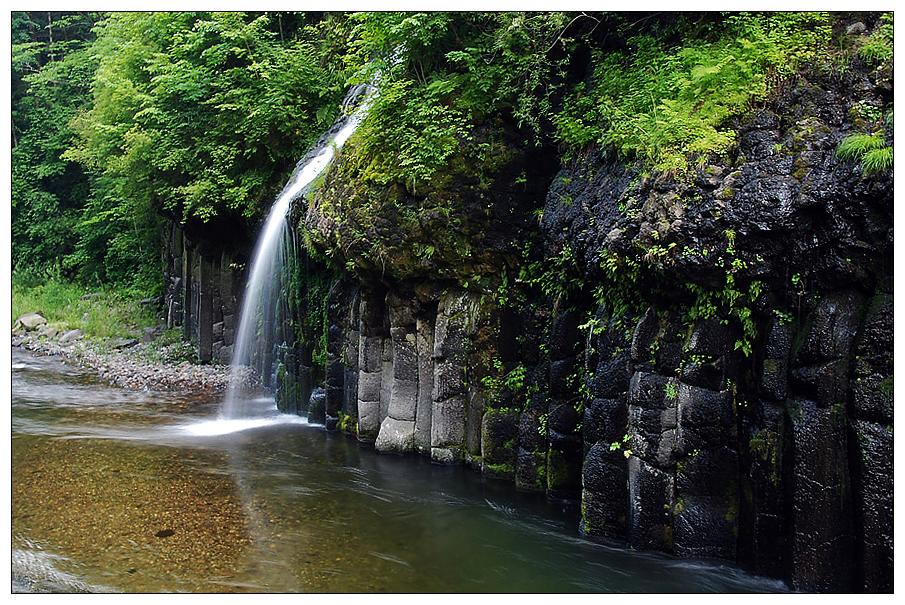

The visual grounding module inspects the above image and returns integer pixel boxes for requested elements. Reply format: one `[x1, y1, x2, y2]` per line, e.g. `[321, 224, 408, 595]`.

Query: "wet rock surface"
[195, 26, 893, 593]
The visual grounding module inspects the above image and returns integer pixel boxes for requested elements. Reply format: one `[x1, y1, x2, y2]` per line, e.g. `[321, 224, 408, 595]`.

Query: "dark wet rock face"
[194, 31, 893, 594]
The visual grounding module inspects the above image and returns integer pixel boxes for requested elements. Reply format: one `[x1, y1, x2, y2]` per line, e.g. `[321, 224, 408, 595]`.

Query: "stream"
[11, 346, 787, 593]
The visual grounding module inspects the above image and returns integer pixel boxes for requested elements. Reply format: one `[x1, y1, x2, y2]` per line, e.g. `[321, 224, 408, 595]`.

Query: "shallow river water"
[11, 347, 787, 593]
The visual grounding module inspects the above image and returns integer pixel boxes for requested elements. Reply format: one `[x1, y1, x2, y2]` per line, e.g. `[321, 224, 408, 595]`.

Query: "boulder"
[37, 324, 59, 339]
[14, 312, 47, 332]
[375, 417, 415, 453]
[307, 387, 326, 425]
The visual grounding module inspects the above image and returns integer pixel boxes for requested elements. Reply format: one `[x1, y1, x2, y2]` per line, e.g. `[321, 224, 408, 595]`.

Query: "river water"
[11, 346, 786, 593]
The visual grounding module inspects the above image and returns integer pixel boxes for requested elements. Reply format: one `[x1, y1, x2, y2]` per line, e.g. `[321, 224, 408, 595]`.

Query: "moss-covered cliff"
[161, 12, 893, 593]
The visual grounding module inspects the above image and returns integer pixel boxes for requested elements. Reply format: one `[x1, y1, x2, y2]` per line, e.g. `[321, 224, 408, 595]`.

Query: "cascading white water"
[220, 85, 375, 420]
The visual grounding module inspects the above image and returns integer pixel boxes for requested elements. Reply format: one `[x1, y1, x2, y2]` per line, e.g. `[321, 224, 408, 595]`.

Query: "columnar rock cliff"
[162, 33, 892, 593]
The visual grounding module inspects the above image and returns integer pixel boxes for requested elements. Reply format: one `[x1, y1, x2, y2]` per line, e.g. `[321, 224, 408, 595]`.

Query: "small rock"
[14, 312, 47, 331]
[154, 529, 175, 538]
[846, 22, 867, 36]
[110, 338, 139, 350]
[59, 329, 84, 344]
[38, 324, 59, 339]
[141, 326, 160, 343]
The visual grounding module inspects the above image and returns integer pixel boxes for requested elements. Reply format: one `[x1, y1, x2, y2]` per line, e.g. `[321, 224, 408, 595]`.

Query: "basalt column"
[162, 223, 241, 364]
[625, 308, 683, 552]
[163, 223, 185, 329]
[545, 308, 583, 498]
[787, 291, 862, 592]
[514, 361, 551, 492]
[741, 318, 793, 579]
[580, 307, 633, 538]
[356, 288, 391, 442]
[431, 290, 479, 464]
[850, 294, 893, 593]
[480, 306, 522, 481]
[672, 318, 739, 560]
[340, 289, 361, 432]
[414, 306, 436, 454]
[375, 294, 421, 452]
[325, 291, 348, 431]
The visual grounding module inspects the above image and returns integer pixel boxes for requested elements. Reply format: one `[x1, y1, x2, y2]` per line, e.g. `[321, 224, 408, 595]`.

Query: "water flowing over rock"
[220, 84, 375, 419]
[153, 24, 892, 593]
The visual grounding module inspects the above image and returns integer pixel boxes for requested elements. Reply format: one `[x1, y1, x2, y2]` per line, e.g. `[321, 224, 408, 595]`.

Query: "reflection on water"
[11, 347, 787, 593]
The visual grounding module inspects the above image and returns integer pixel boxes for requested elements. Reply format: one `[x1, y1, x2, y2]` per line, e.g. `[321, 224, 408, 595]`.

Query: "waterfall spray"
[221, 85, 375, 420]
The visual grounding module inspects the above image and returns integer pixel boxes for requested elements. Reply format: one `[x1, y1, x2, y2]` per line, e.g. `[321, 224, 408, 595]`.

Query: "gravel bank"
[12, 332, 252, 394]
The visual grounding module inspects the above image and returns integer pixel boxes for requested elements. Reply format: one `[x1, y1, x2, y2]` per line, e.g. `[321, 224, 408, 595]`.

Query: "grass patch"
[12, 274, 158, 339]
[836, 132, 893, 176]
[858, 13, 893, 66]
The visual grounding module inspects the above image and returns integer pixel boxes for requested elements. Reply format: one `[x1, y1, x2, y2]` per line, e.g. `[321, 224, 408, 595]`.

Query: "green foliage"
[12, 272, 157, 339]
[861, 146, 894, 175]
[837, 132, 887, 158]
[11, 12, 105, 279]
[273, 232, 332, 370]
[355, 77, 471, 190]
[346, 12, 577, 188]
[67, 12, 350, 224]
[336, 411, 359, 435]
[556, 12, 833, 172]
[665, 382, 679, 400]
[836, 132, 893, 176]
[858, 13, 893, 65]
[537, 413, 549, 438]
[481, 357, 528, 408]
[609, 433, 633, 458]
[518, 242, 585, 302]
[681, 230, 762, 356]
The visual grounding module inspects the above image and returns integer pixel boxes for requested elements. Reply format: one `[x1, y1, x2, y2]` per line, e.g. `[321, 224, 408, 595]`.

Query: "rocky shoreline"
[12, 329, 242, 394]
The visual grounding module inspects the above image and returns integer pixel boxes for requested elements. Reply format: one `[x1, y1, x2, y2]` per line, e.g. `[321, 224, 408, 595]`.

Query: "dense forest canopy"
[11, 11, 893, 293]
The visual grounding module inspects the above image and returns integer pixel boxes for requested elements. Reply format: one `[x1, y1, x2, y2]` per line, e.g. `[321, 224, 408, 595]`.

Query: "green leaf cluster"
[66, 12, 350, 224]
[858, 13, 893, 66]
[345, 12, 577, 189]
[11, 13, 103, 279]
[555, 12, 833, 173]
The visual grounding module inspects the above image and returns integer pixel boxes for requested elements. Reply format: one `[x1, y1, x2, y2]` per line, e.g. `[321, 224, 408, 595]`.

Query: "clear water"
[11, 347, 787, 593]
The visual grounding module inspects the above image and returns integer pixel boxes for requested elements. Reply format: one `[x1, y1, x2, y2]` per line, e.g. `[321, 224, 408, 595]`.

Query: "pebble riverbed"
[11, 332, 250, 394]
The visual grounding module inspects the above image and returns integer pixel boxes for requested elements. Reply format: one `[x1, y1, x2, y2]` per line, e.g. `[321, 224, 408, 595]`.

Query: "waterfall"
[221, 84, 375, 420]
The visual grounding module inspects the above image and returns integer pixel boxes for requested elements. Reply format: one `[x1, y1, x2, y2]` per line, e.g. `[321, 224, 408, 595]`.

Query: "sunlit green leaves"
[69, 12, 350, 224]
[556, 12, 834, 173]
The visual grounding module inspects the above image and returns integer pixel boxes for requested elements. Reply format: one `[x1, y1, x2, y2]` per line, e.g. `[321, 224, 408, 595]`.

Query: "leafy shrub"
[555, 12, 833, 173]
[67, 12, 350, 224]
[345, 12, 575, 188]
[11, 12, 102, 278]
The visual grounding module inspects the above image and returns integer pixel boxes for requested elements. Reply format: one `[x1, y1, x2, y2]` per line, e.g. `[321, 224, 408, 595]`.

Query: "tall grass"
[12, 274, 158, 339]
[836, 132, 893, 176]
